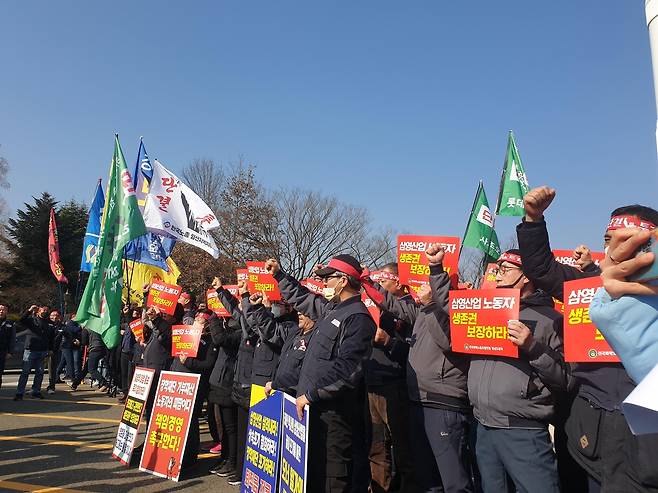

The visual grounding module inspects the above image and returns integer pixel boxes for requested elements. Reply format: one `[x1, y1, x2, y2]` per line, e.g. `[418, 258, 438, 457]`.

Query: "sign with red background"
[563, 277, 619, 363]
[139, 371, 200, 482]
[397, 235, 460, 291]
[246, 261, 282, 301]
[449, 288, 520, 358]
[171, 325, 202, 358]
[147, 280, 183, 316]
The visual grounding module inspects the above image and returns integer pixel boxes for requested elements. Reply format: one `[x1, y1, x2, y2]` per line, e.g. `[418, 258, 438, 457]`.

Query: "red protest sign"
[480, 263, 498, 289]
[147, 280, 183, 316]
[397, 235, 460, 291]
[449, 288, 520, 358]
[113, 367, 155, 465]
[237, 268, 249, 283]
[129, 319, 145, 343]
[139, 371, 201, 482]
[301, 278, 324, 296]
[207, 289, 230, 317]
[553, 249, 606, 271]
[361, 291, 381, 326]
[171, 325, 203, 358]
[246, 261, 282, 301]
[563, 277, 619, 363]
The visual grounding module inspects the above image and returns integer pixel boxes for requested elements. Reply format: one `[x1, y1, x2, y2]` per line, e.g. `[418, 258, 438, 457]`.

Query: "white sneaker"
[47, 388, 55, 395]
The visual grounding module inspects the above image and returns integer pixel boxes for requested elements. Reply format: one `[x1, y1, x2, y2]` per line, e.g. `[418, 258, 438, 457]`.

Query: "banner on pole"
[139, 371, 201, 481]
[112, 367, 155, 465]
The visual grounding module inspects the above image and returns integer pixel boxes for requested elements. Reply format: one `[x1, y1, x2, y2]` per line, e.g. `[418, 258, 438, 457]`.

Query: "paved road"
[0, 372, 237, 492]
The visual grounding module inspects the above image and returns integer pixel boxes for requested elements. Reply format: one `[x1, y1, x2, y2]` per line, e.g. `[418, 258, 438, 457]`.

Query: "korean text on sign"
[449, 288, 520, 358]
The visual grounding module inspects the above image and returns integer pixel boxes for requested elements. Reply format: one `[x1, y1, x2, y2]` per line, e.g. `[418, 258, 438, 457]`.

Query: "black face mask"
[496, 272, 525, 290]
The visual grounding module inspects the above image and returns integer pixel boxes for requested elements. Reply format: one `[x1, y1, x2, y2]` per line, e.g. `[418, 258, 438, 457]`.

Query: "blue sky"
[1, 1, 657, 253]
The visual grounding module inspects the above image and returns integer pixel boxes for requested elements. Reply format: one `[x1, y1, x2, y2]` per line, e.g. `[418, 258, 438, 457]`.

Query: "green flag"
[463, 181, 501, 259]
[75, 135, 147, 348]
[496, 131, 530, 216]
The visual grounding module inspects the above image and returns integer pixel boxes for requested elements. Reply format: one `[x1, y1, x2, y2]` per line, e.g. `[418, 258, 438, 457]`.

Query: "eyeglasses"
[322, 274, 346, 283]
[496, 265, 521, 275]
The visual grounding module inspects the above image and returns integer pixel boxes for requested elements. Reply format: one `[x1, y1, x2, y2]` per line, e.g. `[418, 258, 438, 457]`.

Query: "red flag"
[48, 208, 68, 283]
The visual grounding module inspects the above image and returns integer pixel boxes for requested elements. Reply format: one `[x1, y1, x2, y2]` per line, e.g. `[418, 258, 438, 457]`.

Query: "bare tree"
[270, 188, 395, 278]
[181, 158, 224, 214]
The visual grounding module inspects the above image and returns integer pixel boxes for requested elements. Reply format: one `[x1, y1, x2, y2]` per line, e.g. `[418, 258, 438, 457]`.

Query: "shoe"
[56, 379, 65, 384]
[117, 395, 126, 404]
[47, 388, 55, 395]
[208, 459, 226, 474]
[216, 463, 235, 477]
[13, 394, 23, 401]
[209, 443, 222, 454]
[69, 384, 78, 391]
[226, 473, 241, 486]
[30, 392, 44, 399]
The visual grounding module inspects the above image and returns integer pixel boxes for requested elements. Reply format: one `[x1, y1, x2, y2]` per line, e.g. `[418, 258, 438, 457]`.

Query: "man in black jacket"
[517, 185, 658, 492]
[0, 304, 15, 389]
[14, 305, 53, 400]
[46, 310, 64, 394]
[169, 309, 218, 468]
[266, 254, 376, 493]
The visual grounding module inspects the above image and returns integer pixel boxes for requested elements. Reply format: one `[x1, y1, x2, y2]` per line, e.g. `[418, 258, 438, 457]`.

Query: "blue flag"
[124, 138, 175, 270]
[80, 180, 105, 272]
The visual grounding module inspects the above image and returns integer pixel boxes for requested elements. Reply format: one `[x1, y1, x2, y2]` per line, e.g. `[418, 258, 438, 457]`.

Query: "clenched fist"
[425, 243, 445, 267]
[524, 186, 556, 222]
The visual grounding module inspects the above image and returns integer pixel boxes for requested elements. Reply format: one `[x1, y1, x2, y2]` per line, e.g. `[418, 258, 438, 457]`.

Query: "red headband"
[371, 270, 399, 282]
[327, 258, 386, 306]
[195, 312, 211, 321]
[326, 258, 365, 281]
[498, 252, 522, 266]
[607, 215, 656, 232]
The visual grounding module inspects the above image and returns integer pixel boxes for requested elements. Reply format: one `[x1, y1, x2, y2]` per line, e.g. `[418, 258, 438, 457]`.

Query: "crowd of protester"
[1, 184, 658, 493]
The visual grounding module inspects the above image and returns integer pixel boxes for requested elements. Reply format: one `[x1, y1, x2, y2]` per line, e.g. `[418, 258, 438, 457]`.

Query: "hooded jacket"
[374, 266, 470, 408]
[208, 315, 241, 406]
[517, 218, 635, 410]
[142, 316, 172, 371]
[468, 290, 568, 428]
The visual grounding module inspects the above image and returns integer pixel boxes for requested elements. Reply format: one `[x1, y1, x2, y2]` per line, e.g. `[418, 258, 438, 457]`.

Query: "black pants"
[408, 403, 473, 493]
[0, 351, 6, 388]
[220, 404, 238, 465]
[566, 396, 658, 492]
[47, 350, 61, 389]
[207, 402, 221, 444]
[182, 385, 208, 468]
[74, 349, 107, 387]
[119, 352, 132, 393]
[235, 405, 249, 479]
[308, 400, 358, 493]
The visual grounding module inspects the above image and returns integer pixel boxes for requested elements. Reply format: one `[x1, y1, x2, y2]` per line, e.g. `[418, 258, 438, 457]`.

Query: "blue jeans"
[476, 423, 559, 493]
[16, 350, 48, 396]
[56, 347, 81, 381]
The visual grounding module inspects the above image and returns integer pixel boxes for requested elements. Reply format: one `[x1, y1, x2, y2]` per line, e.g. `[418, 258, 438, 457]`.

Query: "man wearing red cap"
[468, 248, 566, 493]
[265, 254, 376, 493]
[517, 186, 658, 492]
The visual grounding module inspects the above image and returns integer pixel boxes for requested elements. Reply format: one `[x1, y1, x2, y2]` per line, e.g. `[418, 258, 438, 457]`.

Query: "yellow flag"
[123, 258, 181, 305]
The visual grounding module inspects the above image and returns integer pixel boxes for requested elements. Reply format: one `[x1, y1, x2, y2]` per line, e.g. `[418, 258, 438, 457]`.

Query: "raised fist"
[523, 186, 556, 222]
[249, 293, 263, 305]
[573, 245, 593, 271]
[425, 243, 445, 267]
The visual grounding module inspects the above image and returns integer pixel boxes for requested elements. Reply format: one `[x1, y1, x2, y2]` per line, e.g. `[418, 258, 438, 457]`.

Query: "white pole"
[646, 0, 658, 156]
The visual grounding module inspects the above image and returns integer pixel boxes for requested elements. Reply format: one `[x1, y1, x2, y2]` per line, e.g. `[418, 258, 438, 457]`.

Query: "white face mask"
[323, 287, 337, 301]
